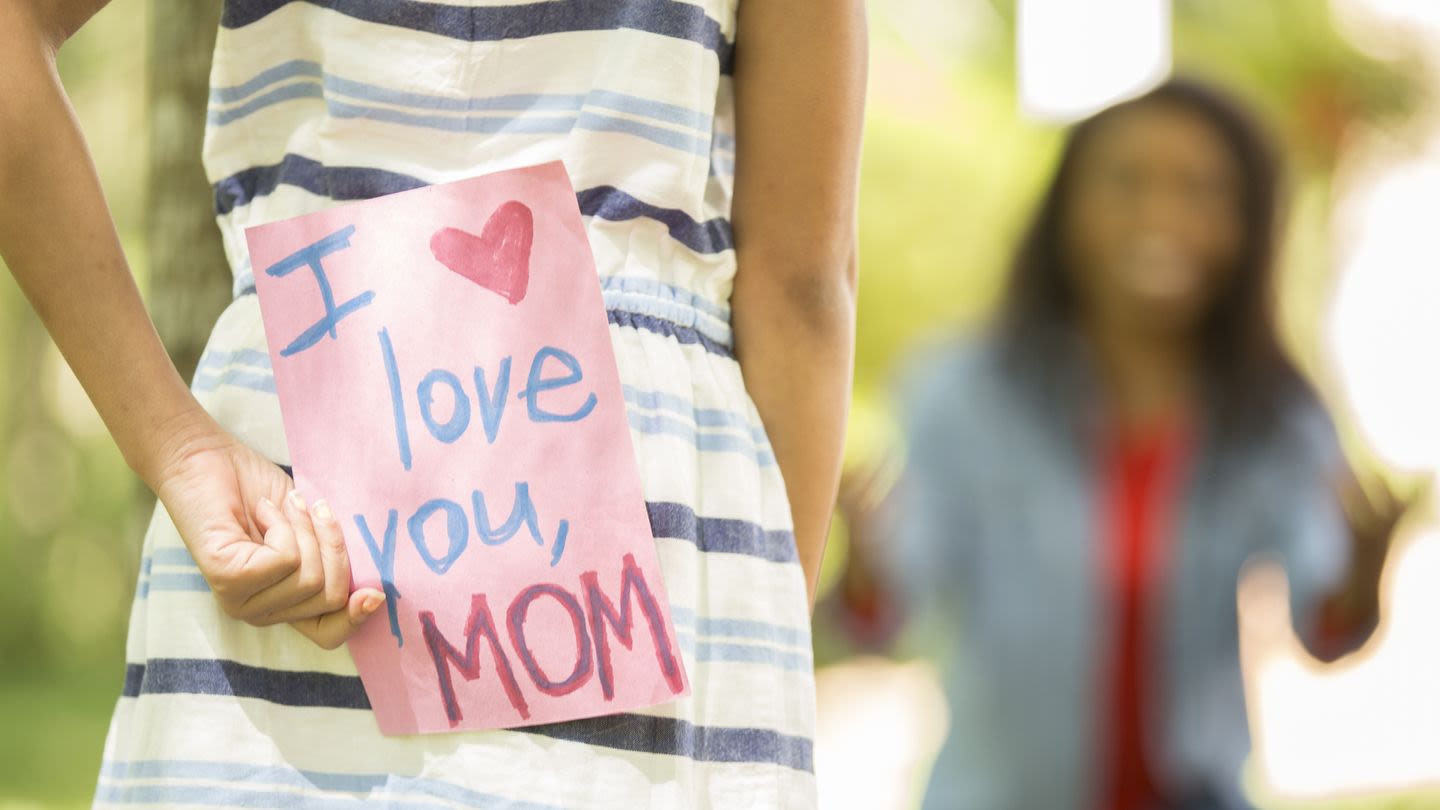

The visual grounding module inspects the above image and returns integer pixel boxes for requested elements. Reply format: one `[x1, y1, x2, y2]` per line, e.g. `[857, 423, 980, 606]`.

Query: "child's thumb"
[294, 588, 386, 650]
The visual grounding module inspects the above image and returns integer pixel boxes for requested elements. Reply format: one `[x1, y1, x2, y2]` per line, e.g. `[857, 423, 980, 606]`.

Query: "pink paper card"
[244, 161, 689, 735]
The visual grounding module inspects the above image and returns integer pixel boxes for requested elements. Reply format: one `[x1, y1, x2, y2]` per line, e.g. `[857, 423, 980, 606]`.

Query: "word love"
[258, 220, 600, 475]
[421, 553, 686, 727]
[376, 328, 598, 471]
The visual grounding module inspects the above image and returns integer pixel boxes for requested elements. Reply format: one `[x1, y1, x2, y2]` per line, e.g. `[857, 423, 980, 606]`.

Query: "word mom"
[421, 552, 687, 726]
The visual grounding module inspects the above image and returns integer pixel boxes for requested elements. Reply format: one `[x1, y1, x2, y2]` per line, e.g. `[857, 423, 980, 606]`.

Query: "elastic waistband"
[231, 273, 734, 356]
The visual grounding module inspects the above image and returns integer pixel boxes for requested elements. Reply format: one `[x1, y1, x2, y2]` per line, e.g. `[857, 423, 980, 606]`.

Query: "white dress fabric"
[95, 2, 817, 807]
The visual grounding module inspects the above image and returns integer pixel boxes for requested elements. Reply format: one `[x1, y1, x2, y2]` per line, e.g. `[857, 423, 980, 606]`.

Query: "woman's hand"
[153, 418, 385, 650]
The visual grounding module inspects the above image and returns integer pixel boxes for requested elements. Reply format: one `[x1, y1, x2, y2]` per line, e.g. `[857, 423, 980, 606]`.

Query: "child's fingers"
[238, 491, 328, 622]
[290, 588, 386, 651]
[281, 490, 326, 600]
[309, 499, 352, 612]
[204, 497, 300, 616]
[253, 499, 353, 624]
[254, 493, 301, 571]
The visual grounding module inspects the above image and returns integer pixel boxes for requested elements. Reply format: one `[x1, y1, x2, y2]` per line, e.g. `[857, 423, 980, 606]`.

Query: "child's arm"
[0, 0, 382, 647]
[730, 0, 867, 606]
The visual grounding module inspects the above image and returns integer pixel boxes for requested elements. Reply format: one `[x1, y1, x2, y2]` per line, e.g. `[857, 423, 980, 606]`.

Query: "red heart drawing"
[429, 200, 534, 305]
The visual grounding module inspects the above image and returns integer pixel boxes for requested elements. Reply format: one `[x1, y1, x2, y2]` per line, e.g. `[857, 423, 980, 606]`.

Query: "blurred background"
[2, 0, 1440, 807]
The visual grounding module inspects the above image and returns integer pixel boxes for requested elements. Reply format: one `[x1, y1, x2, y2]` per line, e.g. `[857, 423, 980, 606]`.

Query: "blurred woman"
[882, 79, 1351, 809]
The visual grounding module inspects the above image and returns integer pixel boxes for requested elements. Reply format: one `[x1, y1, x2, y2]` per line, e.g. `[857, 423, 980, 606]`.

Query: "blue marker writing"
[264, 224, 374, 357]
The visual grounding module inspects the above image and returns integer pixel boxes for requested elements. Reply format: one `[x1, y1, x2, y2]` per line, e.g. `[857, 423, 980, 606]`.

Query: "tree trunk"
[146, 1, 230, 383]
[139, 3, 231, 525]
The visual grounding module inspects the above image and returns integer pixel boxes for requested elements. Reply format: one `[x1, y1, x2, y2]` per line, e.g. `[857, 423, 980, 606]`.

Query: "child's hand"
[152, 424, 385, 650]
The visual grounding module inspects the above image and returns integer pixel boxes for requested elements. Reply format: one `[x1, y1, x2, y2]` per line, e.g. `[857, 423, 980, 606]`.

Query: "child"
[0, 1, 865, 806]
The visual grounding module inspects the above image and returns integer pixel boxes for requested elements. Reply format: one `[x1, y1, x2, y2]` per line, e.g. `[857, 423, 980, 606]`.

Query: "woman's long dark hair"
[998, 77, 1308, 436]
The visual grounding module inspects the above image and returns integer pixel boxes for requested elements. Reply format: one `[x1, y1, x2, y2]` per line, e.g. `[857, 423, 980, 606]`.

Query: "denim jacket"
[890, 336, 1348, 810]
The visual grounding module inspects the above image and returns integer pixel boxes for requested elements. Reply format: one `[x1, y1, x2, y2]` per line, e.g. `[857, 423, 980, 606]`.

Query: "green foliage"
[1174, 0, 1426, 170]
[0, 668, 116, 807]
[855, 71, 1058, 399]
[0, 3, 149, 801]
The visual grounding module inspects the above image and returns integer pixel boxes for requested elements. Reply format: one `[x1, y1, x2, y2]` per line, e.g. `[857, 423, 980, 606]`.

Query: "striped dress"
[96, 2, 818, 807]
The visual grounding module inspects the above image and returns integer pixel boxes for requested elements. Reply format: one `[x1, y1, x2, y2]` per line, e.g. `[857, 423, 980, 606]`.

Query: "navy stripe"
[530, 713, 812, 772]
[607, 310, 733, 359]
[121, 659, 811, 771]
[576, 185, 732, 254]
[214, 154, 426, 216]
[124, 658, 370, 709]
[646, 501, 798, 564]
[213, 156, 733, 255]
[220, 0, 735, 74]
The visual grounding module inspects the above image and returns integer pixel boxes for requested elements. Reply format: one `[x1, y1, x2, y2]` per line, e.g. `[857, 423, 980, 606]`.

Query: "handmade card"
[245, 161, 689, 735]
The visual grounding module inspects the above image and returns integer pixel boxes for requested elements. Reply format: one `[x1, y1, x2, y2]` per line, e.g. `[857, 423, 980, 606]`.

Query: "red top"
[1098, 416, 1191, 810]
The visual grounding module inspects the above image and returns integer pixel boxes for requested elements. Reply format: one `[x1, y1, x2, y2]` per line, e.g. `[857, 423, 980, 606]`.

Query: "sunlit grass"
[0, 667, 120, 808]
